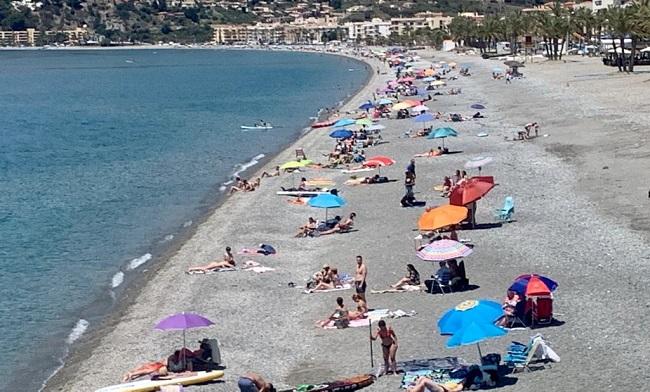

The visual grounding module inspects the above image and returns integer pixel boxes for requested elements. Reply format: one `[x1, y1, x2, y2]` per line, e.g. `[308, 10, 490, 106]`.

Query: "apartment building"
[389, 13, 453, 35]
[345, 18, 391, 41]
[0, 27, 87, 46]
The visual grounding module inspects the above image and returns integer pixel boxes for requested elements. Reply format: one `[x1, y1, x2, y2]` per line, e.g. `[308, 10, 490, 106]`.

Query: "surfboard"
[95, 370, 224, 392]
[240, 125, 273, 130]
[280, 374, 374, 392]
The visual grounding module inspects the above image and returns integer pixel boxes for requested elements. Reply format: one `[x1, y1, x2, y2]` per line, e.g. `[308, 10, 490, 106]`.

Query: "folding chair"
[295, 148, 306, 160]
[504, 336, 542, 372]
[429, 275, 453, 294]
[495, 196, 515, 222]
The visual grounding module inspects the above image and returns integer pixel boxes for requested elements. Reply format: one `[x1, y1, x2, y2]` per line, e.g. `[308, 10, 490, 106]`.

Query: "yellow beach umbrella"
[280, 159, 312, 170]
[392, 102, 416, 111]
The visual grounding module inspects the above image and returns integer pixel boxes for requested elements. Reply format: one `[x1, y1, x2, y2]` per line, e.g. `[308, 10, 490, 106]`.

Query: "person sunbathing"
[261, 166, 280, 178]
[319, 212, 356, 235]
[187, 247, 235, 273]
[407, 365, 484, 392]
[414, 147, 442, 158]
[295, 217, 318, 237]
[122, 361, 168, 382]
[391, 264, 421, 289]
[348, 293, 368, 320]
[497, 290, 521, 326]
[311, 268, 341, 291]
[440, 176, 452, 197]
[317, 296, 349, 328]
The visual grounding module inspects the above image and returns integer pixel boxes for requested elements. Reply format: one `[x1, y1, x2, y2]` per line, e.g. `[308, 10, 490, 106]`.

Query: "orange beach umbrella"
[418, 205, 468, 231]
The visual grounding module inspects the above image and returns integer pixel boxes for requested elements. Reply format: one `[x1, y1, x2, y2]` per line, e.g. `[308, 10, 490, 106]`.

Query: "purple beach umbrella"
[155, 312, 214, 365]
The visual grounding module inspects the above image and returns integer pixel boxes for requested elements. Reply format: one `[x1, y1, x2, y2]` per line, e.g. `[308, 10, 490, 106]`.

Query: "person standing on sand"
[238, 372, 276, 392]
[370, 320, 398, 375]
[355, 255, 368, 302]
[406, 158, 416, 177]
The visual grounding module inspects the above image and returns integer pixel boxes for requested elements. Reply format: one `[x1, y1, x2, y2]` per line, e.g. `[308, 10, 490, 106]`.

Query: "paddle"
[368, 319, 374, 368]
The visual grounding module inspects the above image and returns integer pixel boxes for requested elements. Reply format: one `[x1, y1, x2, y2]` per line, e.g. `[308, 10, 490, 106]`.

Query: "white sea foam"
[161, 234, 174, 243]
[66, 319, 89, 345]
[183, 220, 193, 228]
[232, 153, 265, 179]
[219, 185, 227, 192]
[127, 253, 152, 270]
[111, 271, 124, 288]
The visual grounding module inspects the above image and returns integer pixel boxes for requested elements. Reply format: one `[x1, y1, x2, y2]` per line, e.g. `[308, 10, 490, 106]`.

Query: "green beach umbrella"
[356, 118, 373, 126]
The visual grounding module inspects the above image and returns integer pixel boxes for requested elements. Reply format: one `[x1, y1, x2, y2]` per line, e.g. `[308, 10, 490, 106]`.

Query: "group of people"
[295, 212, 356, 237]
[230, 176, 262, 194]
[516, 122, 541, 140]
[440, 169, 470, 197]
[121, 340, 214, 382]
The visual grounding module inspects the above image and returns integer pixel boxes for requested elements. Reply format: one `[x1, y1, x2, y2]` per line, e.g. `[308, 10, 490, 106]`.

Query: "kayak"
[311, 121, 334, 128]
[241, 125, 273, 130]
[95, 370, 224, 392]
[281, 374, 374, 392]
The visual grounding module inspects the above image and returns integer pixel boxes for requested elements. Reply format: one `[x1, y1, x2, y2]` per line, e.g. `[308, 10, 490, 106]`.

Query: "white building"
[345, 18, 391, 42]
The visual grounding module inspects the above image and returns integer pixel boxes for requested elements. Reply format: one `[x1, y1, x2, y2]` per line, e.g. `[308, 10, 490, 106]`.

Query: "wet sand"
[46, 51, 650, 392]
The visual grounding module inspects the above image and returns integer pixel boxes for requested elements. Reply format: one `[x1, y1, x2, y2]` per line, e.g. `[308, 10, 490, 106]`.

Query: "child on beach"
[370, 320, 398, 375]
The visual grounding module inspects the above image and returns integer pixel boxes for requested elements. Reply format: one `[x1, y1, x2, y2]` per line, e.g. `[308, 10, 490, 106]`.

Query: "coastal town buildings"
[0, 27, 87, 46]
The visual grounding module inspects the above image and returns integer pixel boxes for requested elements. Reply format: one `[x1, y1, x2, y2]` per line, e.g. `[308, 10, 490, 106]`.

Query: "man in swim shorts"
[355, 255, 368, 301]
[238, 372, 275, 392]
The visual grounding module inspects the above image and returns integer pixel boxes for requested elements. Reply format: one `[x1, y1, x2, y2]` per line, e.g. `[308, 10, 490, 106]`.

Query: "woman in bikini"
[370, 320, 398, 375]
[407, 365, 484, 391]
[348, 294, 368, 320]
[187, 246, 235, 273]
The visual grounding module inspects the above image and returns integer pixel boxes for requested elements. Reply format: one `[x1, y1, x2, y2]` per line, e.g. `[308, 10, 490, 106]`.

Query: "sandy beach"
[45, 49, 650, 392]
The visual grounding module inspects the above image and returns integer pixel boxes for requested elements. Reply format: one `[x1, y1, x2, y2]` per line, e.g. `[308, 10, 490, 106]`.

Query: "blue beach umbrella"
[413, 113, 434, 123]
[333, 118, 356, 127]
[329, 129, 353, 139]
[308, 193, 346, 221]
[471, 104, 485, 110]
[359, 102, 374, 111]
[438, 299, 503, 335]
[427, 127, 458, 148]
[444, 320, 507, 361]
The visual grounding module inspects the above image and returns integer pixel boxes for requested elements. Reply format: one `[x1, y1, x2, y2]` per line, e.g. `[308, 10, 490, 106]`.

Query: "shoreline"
[39, 48, 376, 392]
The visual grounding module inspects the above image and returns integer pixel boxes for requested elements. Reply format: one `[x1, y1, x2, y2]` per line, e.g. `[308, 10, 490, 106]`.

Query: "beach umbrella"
[449, 176, 495, 206]
[438, 299, 503, 335]
[356, 118, 373, 126]
[363, 155, 394, 175]
[471, 104, 485, 110]
[418, 205, 468, 231]
[155, 312, 214, 366]
[413, 112, 434, 123]
[329, 129, 353, 139]
[366, 124, 385, 132]
[392, 102, 416, 111]
[445, 320, 507, 360]
[377, 98, 394, 105]
[416, 239, 473, 262]
[333, 118, 356, 127]
[464, 157, 493, 173]
[359, 102, 374, 111]
[280, 159, 312, 170]
[509, 274, 558, 297]
[504, 60, 524, 68]
[308, 193, 346, 221]
[424, 68, 435, 76]
[411, 105, 430, 113]
[427, 127, 458, 148]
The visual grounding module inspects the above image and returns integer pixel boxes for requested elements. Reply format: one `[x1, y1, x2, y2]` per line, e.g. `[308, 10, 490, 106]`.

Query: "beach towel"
[186, 267, 238, 274]
[394, 357, 469, 389]
[371, 285, 421, 294]
[304, 283, 352, 294]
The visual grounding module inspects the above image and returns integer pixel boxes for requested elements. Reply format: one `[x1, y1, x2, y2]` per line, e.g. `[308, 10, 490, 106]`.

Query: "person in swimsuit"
[370, 320, 398, 375]
[238, 372, 275, 392]
[122, 361, 167, 382]
[406, 365, 483, 391]
[348, 293, 368, 320]
[391, 264, 421, 289]
[187, 246, 235, 273]
[355, 255, 368, 302]
[318, 296, 349, 327]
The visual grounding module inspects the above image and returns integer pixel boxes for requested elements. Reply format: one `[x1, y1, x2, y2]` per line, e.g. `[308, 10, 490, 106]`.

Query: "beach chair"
[430, 275, 453, 294]
[532, 296, 553, 326]
[504, 336, 542, 372]
[495, 196, 514, 222]
[295, 148, 307, 160]
[192, 338, 222, 370]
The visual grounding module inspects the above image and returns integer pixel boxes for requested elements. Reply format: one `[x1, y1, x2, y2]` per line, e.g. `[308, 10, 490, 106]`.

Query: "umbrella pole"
[369, 319, 374, 368]
[182, 329, 187, 369]
[477, 342, 483, 363]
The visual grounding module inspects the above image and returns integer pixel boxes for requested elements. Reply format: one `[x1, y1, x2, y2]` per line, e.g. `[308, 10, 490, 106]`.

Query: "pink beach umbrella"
[416, 239, 473, 262]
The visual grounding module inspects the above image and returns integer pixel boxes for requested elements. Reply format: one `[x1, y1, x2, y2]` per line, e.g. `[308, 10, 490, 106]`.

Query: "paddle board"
[276, 190, 330, 197]
[95, 370, 224, 392]
[240, 125, 273, 130]
[280, 374, 374, 392]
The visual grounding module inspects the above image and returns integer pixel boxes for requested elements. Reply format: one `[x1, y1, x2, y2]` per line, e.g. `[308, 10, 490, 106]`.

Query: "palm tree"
[628, 0, 650, 71]
[604, 5, 634, 71]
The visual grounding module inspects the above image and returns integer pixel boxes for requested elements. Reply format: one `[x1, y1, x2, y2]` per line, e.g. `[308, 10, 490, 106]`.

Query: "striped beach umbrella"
[416, 239, 473, 262]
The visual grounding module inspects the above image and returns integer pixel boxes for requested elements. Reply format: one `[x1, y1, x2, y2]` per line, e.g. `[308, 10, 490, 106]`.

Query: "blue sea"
[0, 48, 369, 391]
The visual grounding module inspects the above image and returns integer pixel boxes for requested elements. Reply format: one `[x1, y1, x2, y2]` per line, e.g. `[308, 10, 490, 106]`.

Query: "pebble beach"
[45, 49, 650, 392]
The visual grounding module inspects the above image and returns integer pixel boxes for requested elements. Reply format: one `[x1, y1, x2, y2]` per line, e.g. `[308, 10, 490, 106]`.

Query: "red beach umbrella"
[450, 176, 495, 206]
[363, 155, 395, 167]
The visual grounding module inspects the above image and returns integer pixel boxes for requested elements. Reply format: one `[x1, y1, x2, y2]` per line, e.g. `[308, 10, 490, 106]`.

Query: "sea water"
[0, 49, 369, 391]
